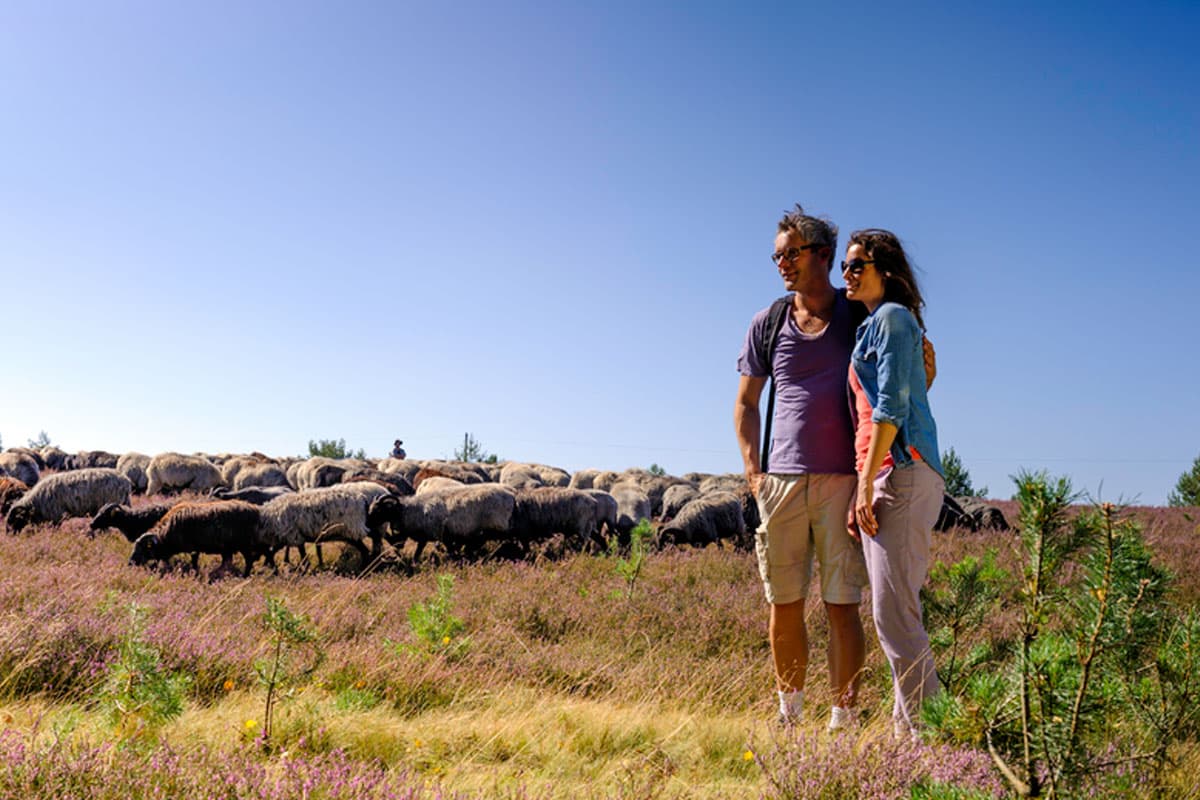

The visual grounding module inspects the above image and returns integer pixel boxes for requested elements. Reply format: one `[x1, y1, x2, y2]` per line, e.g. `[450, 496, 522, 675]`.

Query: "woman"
[842, 229, 944, 739]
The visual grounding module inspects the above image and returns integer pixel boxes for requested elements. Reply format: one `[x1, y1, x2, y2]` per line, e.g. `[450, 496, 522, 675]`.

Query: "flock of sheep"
[0, 446, 756, 577]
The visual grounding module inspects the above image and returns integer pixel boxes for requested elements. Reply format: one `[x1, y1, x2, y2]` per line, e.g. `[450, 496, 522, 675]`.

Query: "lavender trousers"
[863, 460, 944, 730]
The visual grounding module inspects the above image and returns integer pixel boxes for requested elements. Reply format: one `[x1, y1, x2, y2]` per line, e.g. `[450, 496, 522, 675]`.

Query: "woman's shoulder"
[873, 302, 919, 331]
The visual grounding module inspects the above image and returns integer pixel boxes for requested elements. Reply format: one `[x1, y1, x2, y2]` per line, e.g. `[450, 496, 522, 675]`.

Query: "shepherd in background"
[391, 440, 406, 459]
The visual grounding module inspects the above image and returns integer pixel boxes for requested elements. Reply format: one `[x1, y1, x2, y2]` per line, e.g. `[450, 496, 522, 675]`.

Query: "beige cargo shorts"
[754, 473, 867, 605]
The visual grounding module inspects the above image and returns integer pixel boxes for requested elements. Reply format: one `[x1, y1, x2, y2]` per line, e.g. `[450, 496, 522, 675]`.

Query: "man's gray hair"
[777, 204, 838, 270]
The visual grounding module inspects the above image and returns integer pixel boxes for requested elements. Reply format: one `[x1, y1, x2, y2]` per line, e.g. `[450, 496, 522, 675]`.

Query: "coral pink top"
[849, 365, 919, 475]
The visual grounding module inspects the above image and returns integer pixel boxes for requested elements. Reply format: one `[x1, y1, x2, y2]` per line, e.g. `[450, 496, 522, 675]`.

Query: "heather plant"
[254, 596, 324, 748]
[608, 518, 651, 599]
[924, 472, 1196, 798]
[1168, 454, 1200, 507]
[95, 603, 190, 744]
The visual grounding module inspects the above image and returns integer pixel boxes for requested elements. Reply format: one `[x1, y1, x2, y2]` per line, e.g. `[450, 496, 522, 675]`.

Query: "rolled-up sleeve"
[870, 306, 918, 427]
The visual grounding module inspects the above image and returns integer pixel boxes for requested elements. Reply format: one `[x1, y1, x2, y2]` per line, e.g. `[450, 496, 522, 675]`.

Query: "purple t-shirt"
[737, 292, 855, 475]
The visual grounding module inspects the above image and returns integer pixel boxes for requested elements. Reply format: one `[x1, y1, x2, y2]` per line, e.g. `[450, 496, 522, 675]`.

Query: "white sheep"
[0, 451, 40, 488]
[6, 468, 132, 533]
[258, 483, 390, 568]
[115, 452, 151, 494]
[145, 453, 224, 496]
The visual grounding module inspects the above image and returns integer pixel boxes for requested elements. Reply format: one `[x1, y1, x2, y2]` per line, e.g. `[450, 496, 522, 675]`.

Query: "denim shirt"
[850, 302, 944, 478]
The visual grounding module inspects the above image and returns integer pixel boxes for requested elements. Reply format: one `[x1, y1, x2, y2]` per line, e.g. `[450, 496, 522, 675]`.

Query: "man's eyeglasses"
[840, 258, 874, 275]
[771, 243, 822, 265]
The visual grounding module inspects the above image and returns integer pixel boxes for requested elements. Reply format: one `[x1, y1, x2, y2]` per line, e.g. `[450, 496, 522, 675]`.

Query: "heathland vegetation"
[1, 438, 1199, 797]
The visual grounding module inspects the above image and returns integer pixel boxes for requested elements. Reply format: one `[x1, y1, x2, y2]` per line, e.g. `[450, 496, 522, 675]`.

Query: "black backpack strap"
[756, 294, 793, 473]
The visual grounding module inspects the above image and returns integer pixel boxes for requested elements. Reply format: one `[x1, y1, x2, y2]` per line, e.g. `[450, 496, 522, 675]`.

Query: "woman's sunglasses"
[840, 258, 874, 275]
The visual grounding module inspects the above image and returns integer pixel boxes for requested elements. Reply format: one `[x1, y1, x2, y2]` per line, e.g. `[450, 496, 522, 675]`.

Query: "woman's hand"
[856, 478, 879, 537]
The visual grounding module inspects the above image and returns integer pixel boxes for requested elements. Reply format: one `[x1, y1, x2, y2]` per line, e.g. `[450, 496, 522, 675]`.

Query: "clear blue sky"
[2, 1, 1196, 503]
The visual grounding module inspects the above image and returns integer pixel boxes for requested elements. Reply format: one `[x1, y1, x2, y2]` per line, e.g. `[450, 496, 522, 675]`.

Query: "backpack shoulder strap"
[756, 294, 793, 473]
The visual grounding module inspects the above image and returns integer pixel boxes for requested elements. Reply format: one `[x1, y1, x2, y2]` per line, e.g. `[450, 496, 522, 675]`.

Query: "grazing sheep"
[698, 474, 744, 495]
[610, 481, 652, 537]
[341, 468, 415, 497]
[220, 455, 268, 487]
[660, 484, 700, 520]
[0, 452, 40, 488]
[293, 458, 351, 491]
[370, 484, 515, 561]
[531, 464, 570, 487]
[657, 492, 745, 549]
[39, 446, 69, 471]
[592, 471, 621, 493]
[6, 469, 133, 533]
[415, 476, 464, 495]
[129, 500, 267, 578]
[568, 469, 601, 491]
[435, 484, 517, 559]
[232, 462, 289, 491]
[499, 463, 544, 490]
[0, 478, 29, 517]
[376, 458, 422, 483]
[90, 502, 174, 541]
[510, 487, 602, 554]
[116, 452, 151, 494]
[736, 484, 759, 547]
[258, 483, 390, 568]
[285, 460, 304, 490]
[210, 485, 295, 505]
[367, 493, 448, 563]
[418, 461, 488, 484]
[481, 463, 504, 482]
[584, 489, 619, 545]
[7, 448, 45, 470]
[145, 453, 224, 496]
[66, 450, 120, 470]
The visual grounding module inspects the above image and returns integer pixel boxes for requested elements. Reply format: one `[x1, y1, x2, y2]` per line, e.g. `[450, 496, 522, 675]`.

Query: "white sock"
[828, 705, 856, 730]
[778, 689, 804, 720]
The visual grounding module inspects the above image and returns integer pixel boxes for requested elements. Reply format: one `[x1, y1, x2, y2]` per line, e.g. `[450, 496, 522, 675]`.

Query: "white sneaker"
[828, 706, 858, 731]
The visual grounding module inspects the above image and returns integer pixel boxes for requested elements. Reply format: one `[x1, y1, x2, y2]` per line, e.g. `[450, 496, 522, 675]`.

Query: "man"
[734, 204, 867, 730]
[391, 439, 407, 459]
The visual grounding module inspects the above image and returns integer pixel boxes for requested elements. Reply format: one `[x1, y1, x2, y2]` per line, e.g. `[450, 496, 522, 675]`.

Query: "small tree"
[942, 446, 987, 498]
[453, 432, 496, 463]
[647, 463, 666, 477]
[1168, 455, 1200, 507]
[254, 597, 323, 749]
[26, 430, 51, 449]
[307, 438, 365, 459]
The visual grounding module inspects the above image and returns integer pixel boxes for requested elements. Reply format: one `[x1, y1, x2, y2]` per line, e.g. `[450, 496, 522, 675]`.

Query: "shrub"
[1168, 455, 1200, 507]
[925, 472, 1200, 798]
[452, 433, 497, 463]
[307, 438, 366, 459]
[27, 430, 52, 449]
[95, 604, 190, 744]
[254, 597, 323, 749]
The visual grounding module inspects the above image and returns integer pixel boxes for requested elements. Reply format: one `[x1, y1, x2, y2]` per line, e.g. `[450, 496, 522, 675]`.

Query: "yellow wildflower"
[245, 719, 258, 730]
[442, 636, 451, 645]
[223, 679, 235, 692]
[743, 750, 755, 761]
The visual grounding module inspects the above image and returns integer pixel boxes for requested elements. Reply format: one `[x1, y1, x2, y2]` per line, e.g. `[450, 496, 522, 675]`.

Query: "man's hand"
[922, 336, 937, 389]
[746, 470, 766, 498]
[846, 502, 860, 541]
